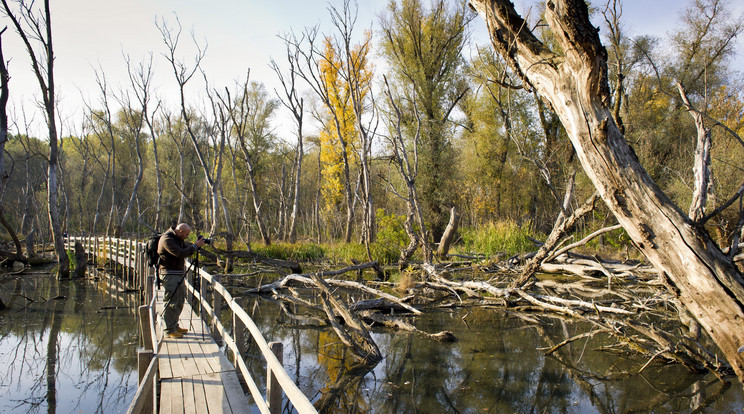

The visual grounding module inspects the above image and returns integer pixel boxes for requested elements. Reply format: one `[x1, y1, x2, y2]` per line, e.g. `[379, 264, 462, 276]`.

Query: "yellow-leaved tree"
[318, 33, 373, 239]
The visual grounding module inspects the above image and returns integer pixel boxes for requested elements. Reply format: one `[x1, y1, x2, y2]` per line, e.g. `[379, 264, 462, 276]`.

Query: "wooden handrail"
[191, 264, 317, 412]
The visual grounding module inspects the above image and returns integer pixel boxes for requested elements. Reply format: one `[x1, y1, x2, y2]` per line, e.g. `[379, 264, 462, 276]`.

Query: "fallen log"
[359, 310, 457, 342]
[208, 246, 302, 273]
[246, 262, 422, 314]
[311, 274, 382, 365]
[350, 298, 412, 313]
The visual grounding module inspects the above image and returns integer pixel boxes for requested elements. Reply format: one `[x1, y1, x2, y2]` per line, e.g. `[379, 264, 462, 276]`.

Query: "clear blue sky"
[2, 0, 743, 138]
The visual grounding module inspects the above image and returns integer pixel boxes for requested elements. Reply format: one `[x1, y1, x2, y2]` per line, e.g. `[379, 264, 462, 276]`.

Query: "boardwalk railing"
[64, 236, 317, 414]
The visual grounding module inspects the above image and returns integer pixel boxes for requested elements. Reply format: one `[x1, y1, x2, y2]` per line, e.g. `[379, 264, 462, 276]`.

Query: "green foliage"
[459, 221, 537, 256]
[369, 208, 410, 264]
[379, 0, 472, 238]
[251, 239, 401, 266]
[375, 208, 407, 246]
[254, 242, 326, 262]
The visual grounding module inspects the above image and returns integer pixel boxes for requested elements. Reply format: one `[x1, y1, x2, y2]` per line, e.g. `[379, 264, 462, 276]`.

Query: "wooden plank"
[159, 379, 173, 414]
[181, 376, 197, 414]
[195, 334, 225, 374]
[192, 375, 209, 414]
[220, 371, 251, 413]
[165, 339, 188, 379]
[216, 351, 238, 374]
[188, 335, 217, 375]
[176, 333, 201, 375]
[171, 379, 185, 414]
[203, 373, 228, 414]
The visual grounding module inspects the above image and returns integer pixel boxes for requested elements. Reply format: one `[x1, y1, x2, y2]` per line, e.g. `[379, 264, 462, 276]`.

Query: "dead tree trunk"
[311, 274, 383, 365]
[227, 76, 272, 246]
[436, 207, 460, 259]
[513, 192, 599, 288]
[470, 0, 744, 382]
[73, 241, 86, 278]
[3, 0, 69, 277]
[678, 83, 712, 222]
[383, 77, 432, 267]
[272, 49, 305, 244]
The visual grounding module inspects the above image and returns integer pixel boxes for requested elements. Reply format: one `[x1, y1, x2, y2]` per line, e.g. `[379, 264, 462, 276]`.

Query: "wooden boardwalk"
[155, 289, 250, 414]
[65, 236, 317, 414]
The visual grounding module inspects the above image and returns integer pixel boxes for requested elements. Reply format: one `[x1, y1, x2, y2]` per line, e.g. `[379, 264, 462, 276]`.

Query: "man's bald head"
[174, 223, 191, 240]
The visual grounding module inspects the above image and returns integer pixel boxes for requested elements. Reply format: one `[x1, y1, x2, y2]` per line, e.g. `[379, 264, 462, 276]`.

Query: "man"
[157, 223, 206, 339]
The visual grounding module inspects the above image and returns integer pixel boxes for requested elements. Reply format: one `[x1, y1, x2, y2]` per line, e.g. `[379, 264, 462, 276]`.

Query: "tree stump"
[74, 241, 87, 278]
[25, 229, 36, 259]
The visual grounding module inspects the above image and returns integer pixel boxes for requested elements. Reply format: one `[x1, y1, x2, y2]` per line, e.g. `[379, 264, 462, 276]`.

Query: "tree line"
[0, 0, 742, 275]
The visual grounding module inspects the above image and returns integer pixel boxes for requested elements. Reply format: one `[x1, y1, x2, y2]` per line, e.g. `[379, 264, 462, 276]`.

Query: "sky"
[1, 0, 743, 139]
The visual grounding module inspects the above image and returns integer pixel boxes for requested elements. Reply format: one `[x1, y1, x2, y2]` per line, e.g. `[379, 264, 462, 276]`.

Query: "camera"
[197, 235, 212, 245]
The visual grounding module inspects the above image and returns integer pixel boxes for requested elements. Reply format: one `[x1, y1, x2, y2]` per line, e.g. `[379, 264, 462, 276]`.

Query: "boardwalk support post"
[233, 298, 246, 362]
[138, 350, 153, 382]
[267, 341, 284, 414]
[145, 273, 154, 304]
[212, 273, 223, 346]
[139, 305, 153, 350]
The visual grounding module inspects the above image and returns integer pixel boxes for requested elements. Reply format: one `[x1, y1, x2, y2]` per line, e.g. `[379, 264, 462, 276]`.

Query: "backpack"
[145, 233, 161, 268]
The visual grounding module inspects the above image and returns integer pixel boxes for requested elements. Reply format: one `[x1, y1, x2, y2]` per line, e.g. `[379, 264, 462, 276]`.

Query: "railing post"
[116, 238, 121, 277]
[135, 241, 140, 291]
[129, 239, 133, 286]
[233, 302, 246, 366]
[139, 305, 153, 350]
[140, 244, 146, 294]
[124, 239, 129, 286]
[212, 274, 223, 345]
[128, 239, 133, 286]
[267, 342, 284, 414]
[137, 349, 154, 414]
[199, 269, 206, 325]
[146, 273, 154, 304]
[187, 265, 194, 303]
[138, 350, 153, 382]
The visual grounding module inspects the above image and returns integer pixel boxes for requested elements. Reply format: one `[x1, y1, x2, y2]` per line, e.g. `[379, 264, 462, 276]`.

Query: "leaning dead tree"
[381, 76, 432, 266]
[469, 0, 744, 382]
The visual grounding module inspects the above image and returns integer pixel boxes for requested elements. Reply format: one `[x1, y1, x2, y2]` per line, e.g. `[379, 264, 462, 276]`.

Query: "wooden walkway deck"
[155, 289, 250, 414]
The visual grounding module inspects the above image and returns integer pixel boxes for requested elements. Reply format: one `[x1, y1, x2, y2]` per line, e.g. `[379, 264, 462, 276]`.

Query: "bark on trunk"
[436, 207, 460, 259]
[470, 0, 744, 381]
[678, 83, 712, 222]
[288, 130, 303, 243]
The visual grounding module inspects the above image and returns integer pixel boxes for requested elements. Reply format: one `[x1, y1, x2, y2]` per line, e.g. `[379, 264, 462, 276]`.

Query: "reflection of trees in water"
[0, 271, 138, 413]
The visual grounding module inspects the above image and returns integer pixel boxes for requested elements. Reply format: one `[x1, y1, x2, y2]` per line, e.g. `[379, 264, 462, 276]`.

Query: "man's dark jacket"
[157, 227, 197, 272]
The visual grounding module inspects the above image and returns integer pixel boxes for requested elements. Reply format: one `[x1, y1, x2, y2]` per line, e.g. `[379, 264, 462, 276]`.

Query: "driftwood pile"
[243, 252, 736, 380]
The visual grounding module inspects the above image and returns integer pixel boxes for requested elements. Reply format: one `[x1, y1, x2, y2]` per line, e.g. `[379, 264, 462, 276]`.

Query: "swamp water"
[0, 267, 139, 413]
[0, 269, 742, 413]
[235, 286, 744, 413]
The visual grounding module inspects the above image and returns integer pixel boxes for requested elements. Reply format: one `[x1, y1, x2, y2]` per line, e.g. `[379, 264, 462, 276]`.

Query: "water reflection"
[239, 295, 744, 413]
[0, 267, 139, 413]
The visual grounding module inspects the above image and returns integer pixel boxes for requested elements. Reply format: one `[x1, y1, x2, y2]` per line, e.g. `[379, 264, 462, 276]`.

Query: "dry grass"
[396, 272, 416, 294]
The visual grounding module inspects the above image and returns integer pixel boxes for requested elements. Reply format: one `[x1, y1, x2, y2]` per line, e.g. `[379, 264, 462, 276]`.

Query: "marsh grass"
[251, 241, 400, 265]
[459, 221, 537, 257]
